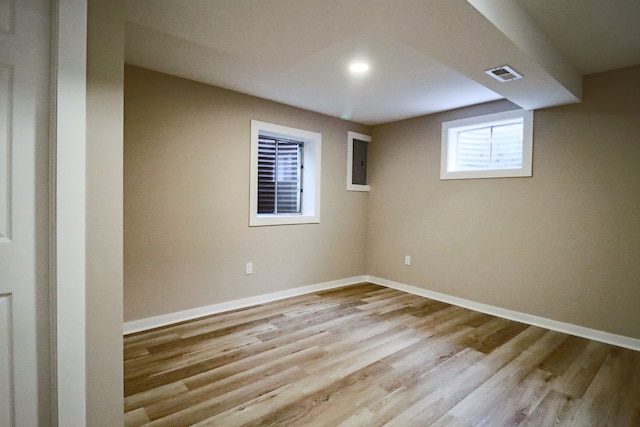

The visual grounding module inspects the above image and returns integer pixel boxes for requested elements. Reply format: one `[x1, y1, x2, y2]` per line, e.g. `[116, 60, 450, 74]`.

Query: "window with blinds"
[257, 136, 303, 214]
[250, 120, 321, 226]
[441, 109, 533, 180]
[455, 121, 523, 171]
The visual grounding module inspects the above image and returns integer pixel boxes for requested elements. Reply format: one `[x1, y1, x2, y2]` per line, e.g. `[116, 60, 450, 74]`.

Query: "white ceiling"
[125, 0, 640, 125]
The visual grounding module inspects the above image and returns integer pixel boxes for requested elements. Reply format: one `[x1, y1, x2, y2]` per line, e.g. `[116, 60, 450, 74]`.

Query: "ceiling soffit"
[123, 0, 640, 124]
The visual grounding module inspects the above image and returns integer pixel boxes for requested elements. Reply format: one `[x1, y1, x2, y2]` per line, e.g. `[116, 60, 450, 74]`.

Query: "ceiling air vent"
[485, 65, 523, 82]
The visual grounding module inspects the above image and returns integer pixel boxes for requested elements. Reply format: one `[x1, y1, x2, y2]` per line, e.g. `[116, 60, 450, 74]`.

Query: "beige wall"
[124, 66, 370, 322]
[124, 64, 640, 341]
[86, 0, 124, 425]
[367, 66, 640, 339]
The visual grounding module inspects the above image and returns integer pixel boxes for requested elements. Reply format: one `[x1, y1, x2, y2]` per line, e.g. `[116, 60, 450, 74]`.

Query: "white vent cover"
[485, 65, 523, 82]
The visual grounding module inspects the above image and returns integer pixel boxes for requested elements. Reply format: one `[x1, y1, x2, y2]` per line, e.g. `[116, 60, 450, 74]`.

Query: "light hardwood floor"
[124, 283, 640, 426]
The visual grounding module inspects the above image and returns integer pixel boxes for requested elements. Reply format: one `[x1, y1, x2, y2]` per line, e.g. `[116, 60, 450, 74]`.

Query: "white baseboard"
[124, 274, 640, 351]
[366, 275, 640, 352]
[123, 276, 369, 335]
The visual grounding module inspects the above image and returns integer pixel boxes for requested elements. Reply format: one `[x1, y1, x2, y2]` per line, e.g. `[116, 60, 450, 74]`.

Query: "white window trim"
[250, 120, 321, 226]
[440, 109, 534, 180]
[347, 131, 371, 192]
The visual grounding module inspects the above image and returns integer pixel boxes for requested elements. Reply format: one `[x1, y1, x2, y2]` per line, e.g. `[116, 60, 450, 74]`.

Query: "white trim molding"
[53, 0, 88, 425]
[123, 276, 368, 335]
[366, 276, 640, 352]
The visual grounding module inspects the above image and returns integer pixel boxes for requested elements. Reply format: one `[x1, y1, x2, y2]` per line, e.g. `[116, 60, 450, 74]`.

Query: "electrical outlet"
[245, 262, 253, 275]
[404, 255, 411, 266]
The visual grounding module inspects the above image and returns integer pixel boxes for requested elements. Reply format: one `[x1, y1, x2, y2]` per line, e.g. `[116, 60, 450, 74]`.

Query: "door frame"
[52, 0, 88, 425]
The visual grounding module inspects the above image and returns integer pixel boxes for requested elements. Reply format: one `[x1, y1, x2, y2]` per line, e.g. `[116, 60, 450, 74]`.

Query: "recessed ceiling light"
[349, 62, 369, 73]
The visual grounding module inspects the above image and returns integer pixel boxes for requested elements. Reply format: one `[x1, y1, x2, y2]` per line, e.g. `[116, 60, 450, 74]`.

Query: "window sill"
[440, 168, 532, 180]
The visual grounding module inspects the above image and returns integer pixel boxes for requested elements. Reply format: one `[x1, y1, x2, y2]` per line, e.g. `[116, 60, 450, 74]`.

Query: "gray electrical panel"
[352, 138, 368, 185]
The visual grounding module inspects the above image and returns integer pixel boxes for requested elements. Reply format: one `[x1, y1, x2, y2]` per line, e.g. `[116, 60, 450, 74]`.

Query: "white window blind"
[257, 136, 302, 214]
[456, 121, 523, 171]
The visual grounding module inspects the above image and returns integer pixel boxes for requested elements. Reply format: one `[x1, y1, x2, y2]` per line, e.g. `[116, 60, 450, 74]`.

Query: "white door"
[0, 0, 52, 425]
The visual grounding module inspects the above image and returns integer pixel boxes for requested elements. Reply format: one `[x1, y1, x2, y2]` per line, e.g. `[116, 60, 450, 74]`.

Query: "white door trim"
[51, 0, 88, 425]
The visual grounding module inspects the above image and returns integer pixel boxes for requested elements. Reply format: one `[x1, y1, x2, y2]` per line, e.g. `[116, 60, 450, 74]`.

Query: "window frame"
[440, 109, 533, 180]
[256, 136, 303, 215]
[250, 120, 321, 226]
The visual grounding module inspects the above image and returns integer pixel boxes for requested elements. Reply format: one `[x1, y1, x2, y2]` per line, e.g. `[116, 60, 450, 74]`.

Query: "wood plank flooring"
[124, 283, 640, 426]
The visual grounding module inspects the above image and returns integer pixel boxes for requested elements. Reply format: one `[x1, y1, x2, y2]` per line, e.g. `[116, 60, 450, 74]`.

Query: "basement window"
[250, 120, 321, 226]
[441, 109, 533, 180]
